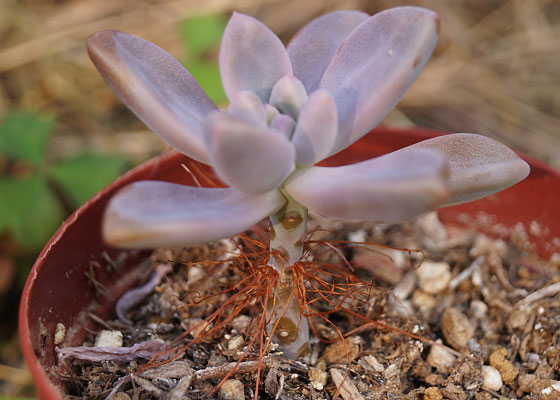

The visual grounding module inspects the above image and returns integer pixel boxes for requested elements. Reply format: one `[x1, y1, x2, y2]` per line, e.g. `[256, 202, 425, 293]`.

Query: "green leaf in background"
[179, 14, 227, 104]
[49, 154, 129, 207]
[0, 111, 54, 166]
[187, 61, 226, 104]
[0, 176, 63, 251]
[180, 14, 226, 55]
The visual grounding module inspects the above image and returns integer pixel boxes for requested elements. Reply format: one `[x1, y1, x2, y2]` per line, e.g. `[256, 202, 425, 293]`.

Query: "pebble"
[416, 261, 451, 294]
[111, 393, 131, 400]
[383, 363, 398, 379]
[54, 323, 66, 345]
[218, 379, 245, 400]
[323, 336, 361, 364]
[412, 290, 436, 310]
[227, 335, 244, 351]
[470, 299, 488, 320]
[441, 308, 475, 350]
[424, 386, 443, 400]
[95, 330, 123, 347]
[427, 340, 456, 373]
[308, 367, 328, 390]
[363, 354, 385, 373]
[481, 365, 503, 391]
[489, 347, 518, 385]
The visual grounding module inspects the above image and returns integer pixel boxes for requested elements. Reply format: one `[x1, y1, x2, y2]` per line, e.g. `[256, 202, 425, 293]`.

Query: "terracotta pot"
[19, 127, 560, 399]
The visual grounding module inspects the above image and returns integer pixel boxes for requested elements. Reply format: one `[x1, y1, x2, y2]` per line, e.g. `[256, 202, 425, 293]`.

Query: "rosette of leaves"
[87, 7, 529, 358]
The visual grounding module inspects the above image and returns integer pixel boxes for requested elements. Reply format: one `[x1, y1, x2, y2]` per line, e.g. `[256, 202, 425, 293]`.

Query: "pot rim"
[18, 127, 560, 399]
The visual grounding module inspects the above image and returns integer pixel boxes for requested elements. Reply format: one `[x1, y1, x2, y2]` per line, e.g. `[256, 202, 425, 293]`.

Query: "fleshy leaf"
[87, 30, 217, 163]
[103, 181, 285, 248]
[227, 90, 267, 126]
[319, 7, 439, 153]
[205, 112, 295, 193]
[291, 89, 338, 166]
[219, 13, 292, 102]
[409, 133, 530, 206]
[285, 148, 449, 222]
[270, 113, 296, 139]
[287, 10, 369, 93]
[268, 75, 307, 119]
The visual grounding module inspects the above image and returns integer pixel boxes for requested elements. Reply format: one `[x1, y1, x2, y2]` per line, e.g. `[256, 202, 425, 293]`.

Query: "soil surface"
[58, 213, 560, 399]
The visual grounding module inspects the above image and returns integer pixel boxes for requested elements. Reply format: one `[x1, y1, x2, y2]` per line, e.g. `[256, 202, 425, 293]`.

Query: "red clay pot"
[19, 127, 560, 399]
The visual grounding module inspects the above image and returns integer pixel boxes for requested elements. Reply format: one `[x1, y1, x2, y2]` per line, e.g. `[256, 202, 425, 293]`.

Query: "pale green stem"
[267, 192, 309, 359]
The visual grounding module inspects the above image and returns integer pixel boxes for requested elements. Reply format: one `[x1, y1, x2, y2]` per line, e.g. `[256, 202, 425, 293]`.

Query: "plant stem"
[267, 193, 309, 359]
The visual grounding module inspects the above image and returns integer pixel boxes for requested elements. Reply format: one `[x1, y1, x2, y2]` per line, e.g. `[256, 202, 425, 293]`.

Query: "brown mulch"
[58, 212, 560, 399]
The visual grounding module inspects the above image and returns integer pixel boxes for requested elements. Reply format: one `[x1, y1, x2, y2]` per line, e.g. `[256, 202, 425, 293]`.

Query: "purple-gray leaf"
[87, 31, 217, 163]
[205, 112, 296, 193]
[102, 181, 285, 248]
[319, 7, 439, 153]
[268, 75, 307, 119]
[288, 10, 369, 93]
[219, 12, 292, 103]
[227, 90, 267, 126]
[291, 89, 338, 166]
[409, 133, 530, 206]
[285, 147, 449, 222]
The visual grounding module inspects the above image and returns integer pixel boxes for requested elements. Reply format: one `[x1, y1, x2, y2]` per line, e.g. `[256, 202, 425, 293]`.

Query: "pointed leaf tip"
[288, 10, 369, 93]
[220, 13, 292, 103]
[87, 30, 216, 163]
[102, 181, 285, 248]
[410, 133, 530, 206]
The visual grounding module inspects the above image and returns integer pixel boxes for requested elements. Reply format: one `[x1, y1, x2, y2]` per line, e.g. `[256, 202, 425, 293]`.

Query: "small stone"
[424, 387, 443, 400]
[54, 323, 66, 345]
[416, 261, 451, 294]
[218, 379, 245, 400]
[427, 340, 456, 373]
[95, 330, 123, 347]
[323, 336, 361, 364]
[231, 315, 251, 332]
[111, 393, 131, 400]
[541, 381, 560, 400]
[481, 365, 503, 391]
[363, 354, 385, 373]
[383, 363, 398, 379]
[187, 265, 205, 285]
[470, 300, 488, 320]
[489, 347, 518, 385]
[412, 290, 436, 310]
[441, 308, 475, 350]
[227, 335, 244, 351]
[308, 367, 328, 390]
[507, 308, 531, 331]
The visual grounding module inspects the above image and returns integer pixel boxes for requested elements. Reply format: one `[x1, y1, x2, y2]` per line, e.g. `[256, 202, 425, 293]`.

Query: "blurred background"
[1, 0, 559, 396]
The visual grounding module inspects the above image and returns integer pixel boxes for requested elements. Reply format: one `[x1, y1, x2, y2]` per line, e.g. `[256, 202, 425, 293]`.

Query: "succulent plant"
[87, 7, 529, 358]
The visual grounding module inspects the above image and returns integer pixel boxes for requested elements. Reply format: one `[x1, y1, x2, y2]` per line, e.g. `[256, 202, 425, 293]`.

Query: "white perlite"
[416, 261, 451, 294]
[481, 365, 503, 391]
[95, 330, 123, 347]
